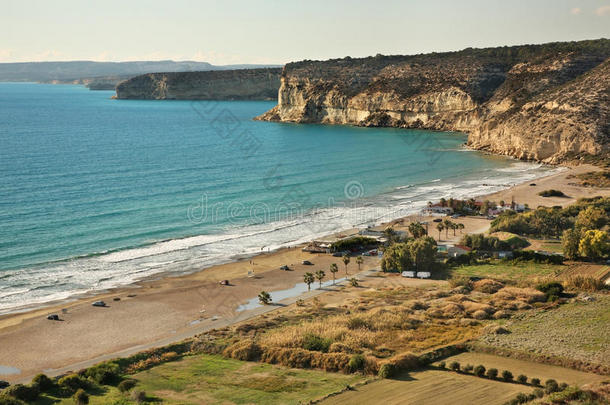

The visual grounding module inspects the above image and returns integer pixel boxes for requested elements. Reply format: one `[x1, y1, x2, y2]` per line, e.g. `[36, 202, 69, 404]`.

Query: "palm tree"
[315, 270, 325, 288]
[436, 223, 444, 241]
[258, 291, 271, 305]
[304, 272, 314, 291]
[443, 219, 452, 238]
[408, 222, 426, 239]
[349, 277, 359, 287]
[451, 222, 458, 236]
[356, 256, 363, 271]
[329, 263, 338, 284]
[342, 254, 351, 276]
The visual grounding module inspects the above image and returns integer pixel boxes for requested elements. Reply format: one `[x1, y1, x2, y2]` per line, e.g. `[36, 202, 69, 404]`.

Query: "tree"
[443, 219, 452, 238]
[349, 277, 359, 287]
[408, 222, 426, 238]
[451, 222, 458, 236]
[342, 254, 351, 276]
[409, 236, 437, 272]
[575, 206, 608, 230]
[578, 230, 609, 261]
[356, 256, 363, 271]
[562, 228, 582, 259]
[315, 270, 325, 288]
[329, 263, 339, 284]
[73, 389, 89, 405]
[304, 272, 314, 291]
[381, 243, 412, 272]
[458, 223, 465, 234]
[258, 291, 271, 305]
[383, 228, 400, 244]
[436, 223, 444, 241]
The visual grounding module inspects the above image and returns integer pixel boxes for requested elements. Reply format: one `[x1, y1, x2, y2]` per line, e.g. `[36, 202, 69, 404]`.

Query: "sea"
[0, 83, 559, 314]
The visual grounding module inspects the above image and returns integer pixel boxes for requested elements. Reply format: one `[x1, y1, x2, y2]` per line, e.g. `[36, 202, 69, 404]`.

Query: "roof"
[454, 245, 473, 251]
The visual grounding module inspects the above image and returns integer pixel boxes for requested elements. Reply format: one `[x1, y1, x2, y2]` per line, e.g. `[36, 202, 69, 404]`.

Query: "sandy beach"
[1, 163, 608, 383]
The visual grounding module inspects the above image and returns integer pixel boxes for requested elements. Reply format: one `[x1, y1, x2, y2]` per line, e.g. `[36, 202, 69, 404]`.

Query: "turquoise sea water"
[0, 83, 555, 313]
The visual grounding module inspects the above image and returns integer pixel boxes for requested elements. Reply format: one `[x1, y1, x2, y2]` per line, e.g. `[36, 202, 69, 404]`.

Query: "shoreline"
[0, 163, 608, 383]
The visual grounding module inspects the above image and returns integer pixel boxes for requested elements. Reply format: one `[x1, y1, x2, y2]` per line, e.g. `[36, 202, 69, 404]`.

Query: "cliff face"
[116, 68, 282, 100]
[257, 40, 610, 163]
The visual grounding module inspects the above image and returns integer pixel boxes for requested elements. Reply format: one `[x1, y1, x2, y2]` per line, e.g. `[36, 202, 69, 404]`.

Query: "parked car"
[46, 314, 60, 321]
[92, 301, 106, 307]
[280, 265, 290, 271]
[433, 218, 442, 223]
[302, 260, 313, 265]
[332, 252, 343, 257]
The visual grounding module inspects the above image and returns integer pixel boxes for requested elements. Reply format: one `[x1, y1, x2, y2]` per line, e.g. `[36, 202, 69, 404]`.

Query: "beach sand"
[0, 164, 608, 383]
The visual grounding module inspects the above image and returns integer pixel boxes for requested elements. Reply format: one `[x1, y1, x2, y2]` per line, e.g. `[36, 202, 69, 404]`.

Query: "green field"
[37, 354, 364, 404]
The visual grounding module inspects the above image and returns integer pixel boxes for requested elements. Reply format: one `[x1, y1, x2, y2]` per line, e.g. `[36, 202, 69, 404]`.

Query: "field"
[321, 369, 531, 405]
[36, 354, 364, 404]
[438, 352, 607, 385]
[476, 294, 610, 372]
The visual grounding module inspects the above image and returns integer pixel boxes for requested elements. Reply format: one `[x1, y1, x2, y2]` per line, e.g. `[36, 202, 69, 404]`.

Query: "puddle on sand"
[237, 277, 347, 312]
[0, 365, 20, 375]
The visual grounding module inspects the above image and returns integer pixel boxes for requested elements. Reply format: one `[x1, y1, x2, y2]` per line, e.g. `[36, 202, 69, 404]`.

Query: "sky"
[2, 0, 610, 65]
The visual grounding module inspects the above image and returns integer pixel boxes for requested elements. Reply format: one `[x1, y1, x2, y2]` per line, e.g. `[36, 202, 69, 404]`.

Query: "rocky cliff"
[116, 68, 282, 100]
[257, 40, 610, 163]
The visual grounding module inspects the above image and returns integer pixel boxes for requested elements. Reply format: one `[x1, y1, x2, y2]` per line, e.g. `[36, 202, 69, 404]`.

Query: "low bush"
[545, 379, 559, 394]
[486, 368, 498, 379]
[515, 393, 529, 404]
[73, 388, 89, 405]
[531, 378, 541, 386]
[533, 387, 544, 398]
[223, 340, 262, 361]
[501, 370, 513, 382]
[1, 384, 39, 402]
[449, 361, 460, 371]
[516, 374, 527, 384]
[31, 373, 54, 391]
[130, 390, 147, 404]
[302, 333, 332, 353]
[117, 379, 137, 393]
[346, 317, 373, 330]
[474, 365, 486, 377]
[378, 363, 395, 378]
[536, 282, 564, 301]
[463, 364, 474, 373]
[58, 374, 89, 394]
[448, 275, 473, 290]
[538, 189, 565, 197]
[85, 361, 120, 385]
[348, 354, 365, 372]
[437, 361, 446, 369]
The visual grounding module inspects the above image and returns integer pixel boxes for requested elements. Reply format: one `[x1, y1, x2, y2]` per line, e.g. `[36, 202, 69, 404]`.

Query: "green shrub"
[2, 384, 39, 402]
[559, 382, 569, 391]
[545, 379, 559, 394]
[536, 282, 564, 301]
[486, 368, 498, 379]
[533, 387, 544, 398]
[463, 364, 473, 373]
[58, 374, 89, 394]
[515, 393, 528, 404]
[531, 378, 541, 386]
[73, 388, 89, 405]
[130, 390, 147, 404]
[378, 363, 396, 378]
[448, 275, 473, 290]
[302, 333, 332, 352]
[438, 361, 446, 369]
[516, 374, 527, 384]
[474, 365, 486, 377]
[117, 379, 137, 393]
[346, 317, 372, 330]
[31, 373, 54, 391]
[538, 189, 565, 197]
[449, 361, 460, 371]
[348, 354, 365, 372]
[85, 362, 120, 385]
[501, 370, 513, 382]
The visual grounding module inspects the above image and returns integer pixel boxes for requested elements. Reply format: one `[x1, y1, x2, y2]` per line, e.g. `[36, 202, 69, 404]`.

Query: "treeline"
[491, 197, 610, 261]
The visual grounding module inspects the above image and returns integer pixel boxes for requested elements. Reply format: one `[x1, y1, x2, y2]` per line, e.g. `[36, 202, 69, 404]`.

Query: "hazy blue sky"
[2, 0, 609, 64]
